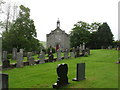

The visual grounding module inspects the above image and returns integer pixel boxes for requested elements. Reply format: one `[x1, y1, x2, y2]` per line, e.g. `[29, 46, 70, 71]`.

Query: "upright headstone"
[12, 48, 17, 60]
[53, 63, 69, 88]
[64, 49, 69, 59]
[2, 51, 7, 61]
[16, 52, 23, 68]
[20, 49, 24, 60]
[0, 73, 9, 89]
[79, 44, 82, 53]
[57, 49, 62, 61]
[82, 42, 85, 50]
[27, 52, 32, 61]
[39, 51, 45, 63]
[72, 63, 85, 81]
[70, 48, 75, 58]
[86, 48, 90, 55]
[28, 57, 35, 65]
[75, 46, 80, 57]
[48, 49, 54, 62]
[2, 51, 10, 69]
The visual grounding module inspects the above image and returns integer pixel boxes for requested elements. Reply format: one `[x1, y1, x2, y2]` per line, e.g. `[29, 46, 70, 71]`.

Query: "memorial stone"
[2, 51, 7, 61]
[28, 57, 35, 65]
[53, 63, 69, 88]
[72, 63, 85, 81]
[16, 52, 23, 68]
[39, 51, 45, 63]
[2, 51, 10, 69]
[82, 42, 85, 50]
[12, 48, 17, 60]
[57, 49, 62, 60]
[0, 73, 8, 89]
[86, 48, 90, 55]
[27, 52, 32, 61]
[75, 46, 80, 57]
[48, 49, 54, 62]
[20, 49, 24, 60]
[64, 49, 69, 59]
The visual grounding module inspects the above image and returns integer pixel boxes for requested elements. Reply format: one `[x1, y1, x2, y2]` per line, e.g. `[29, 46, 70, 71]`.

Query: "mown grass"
[3, 49, 118, 88]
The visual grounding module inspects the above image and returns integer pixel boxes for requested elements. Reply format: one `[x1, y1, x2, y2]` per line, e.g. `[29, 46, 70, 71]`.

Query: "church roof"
[47, 19, 69, 37]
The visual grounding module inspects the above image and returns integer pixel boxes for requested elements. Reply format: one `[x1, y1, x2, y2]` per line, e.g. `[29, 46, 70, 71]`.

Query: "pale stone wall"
[46, 27, 70, 50]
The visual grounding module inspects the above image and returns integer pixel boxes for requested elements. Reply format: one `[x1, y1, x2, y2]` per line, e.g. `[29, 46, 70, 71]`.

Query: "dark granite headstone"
[48, 50, 54, 62]
[75, 46, 80, 57]
[0, 73, 9, 89]
[2, 51, 10, 69]
[2, 60, 10, 69]
[53, 63, 69, 88]
[72, 63, 85, 81]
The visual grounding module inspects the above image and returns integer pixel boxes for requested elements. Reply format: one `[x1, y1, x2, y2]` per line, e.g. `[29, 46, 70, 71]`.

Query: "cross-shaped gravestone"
[72, 63, 85, 81]
[53, 63, 69, 88]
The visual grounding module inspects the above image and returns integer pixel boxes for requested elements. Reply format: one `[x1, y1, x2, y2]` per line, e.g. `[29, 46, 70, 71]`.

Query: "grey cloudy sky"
[3, 0, 119, 41]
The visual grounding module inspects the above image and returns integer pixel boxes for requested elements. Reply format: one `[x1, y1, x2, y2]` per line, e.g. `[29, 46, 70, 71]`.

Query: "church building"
[46, 19, 70, 51]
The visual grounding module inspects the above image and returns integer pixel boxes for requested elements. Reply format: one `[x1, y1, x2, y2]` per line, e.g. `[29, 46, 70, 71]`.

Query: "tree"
[2, 5, 42, 52]
[70, 21, 91, 48]
[95, 22, 114, 48]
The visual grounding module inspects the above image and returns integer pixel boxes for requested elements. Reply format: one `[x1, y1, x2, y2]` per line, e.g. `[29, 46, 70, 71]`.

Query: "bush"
[7, 54, 12, 59]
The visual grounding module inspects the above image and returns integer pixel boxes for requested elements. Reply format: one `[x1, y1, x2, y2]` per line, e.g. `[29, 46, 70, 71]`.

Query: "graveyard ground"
[3, 49, 118, 88]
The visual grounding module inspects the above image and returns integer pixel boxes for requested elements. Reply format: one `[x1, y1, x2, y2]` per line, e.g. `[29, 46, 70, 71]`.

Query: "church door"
[56, 44, 59, 51]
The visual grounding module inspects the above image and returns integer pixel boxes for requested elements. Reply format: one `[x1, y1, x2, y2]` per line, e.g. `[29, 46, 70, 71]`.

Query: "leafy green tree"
[70, 21, 91, 47]
[2, 5, 42, 52]
[95, 22, 114, 48]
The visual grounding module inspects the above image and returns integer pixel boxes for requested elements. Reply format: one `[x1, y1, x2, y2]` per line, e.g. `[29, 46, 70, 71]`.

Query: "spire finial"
[57, 18, 60, 28]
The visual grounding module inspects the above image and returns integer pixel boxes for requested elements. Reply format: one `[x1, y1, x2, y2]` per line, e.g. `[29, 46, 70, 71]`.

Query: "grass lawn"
[3, 49, 118, 88]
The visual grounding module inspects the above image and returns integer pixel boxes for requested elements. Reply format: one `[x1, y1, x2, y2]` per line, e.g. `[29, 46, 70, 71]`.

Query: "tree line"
[70, 21, 115, 49]
[0, 2, 118, 53]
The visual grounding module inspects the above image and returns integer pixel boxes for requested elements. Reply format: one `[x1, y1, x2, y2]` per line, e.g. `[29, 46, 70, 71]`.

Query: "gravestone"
[53, 63, 69, 88]
[72, 63, 85, 81]
[79, 44, 82, 53]
[2, 51, 10, 69]
[27, 52, 32, 61]
[48, 49, 54, 62]
[81, 50, 85, 56]
[64, 49, 69, 59]
[12, 48, 17, 60]
[28, 57, 35, 65]
[82, 42, 85, 50]
[2, 51, 7, 61]
[75, 46, 80, 57]
[86, 48, 90, 55]
[39, 51, 45, 63]
[16, 52, 23, 68]
[57, 49, 62, 60]
[0, 73, 9, 89]
[20, 49, 24, 60]
[70, 47, 75, 58]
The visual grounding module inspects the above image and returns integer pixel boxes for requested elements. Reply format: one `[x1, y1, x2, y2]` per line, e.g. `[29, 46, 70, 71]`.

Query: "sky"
[3, 0, 119, 41]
